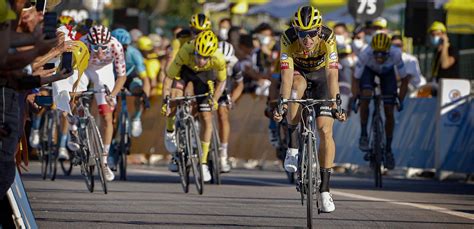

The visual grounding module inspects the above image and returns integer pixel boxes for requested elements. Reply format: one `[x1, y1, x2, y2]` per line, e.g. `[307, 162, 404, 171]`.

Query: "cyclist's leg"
[380, 69, 397, 169]
[217, 95, 232, 171]
[194, 78, 213, 182]
[284, 70, 306, 173]
[268, 75, 281, 148]
[359, 67, 376, 151]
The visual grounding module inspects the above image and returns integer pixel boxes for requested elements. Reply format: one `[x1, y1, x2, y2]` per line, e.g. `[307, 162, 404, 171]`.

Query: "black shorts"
[295, 68, 333, 118]
[124, 74, 144, 96]
[172, 66, 215, 112]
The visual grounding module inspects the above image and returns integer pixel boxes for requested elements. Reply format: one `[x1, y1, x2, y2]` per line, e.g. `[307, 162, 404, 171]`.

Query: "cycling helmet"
[293, 5, 322, 31]
[111, 28, 132, 45]
[195, 30, 218, 57]
[137, 36, 153, 51]
[372, 17, 387, 29]
[58, 15, 74, 25]
[190, 13, 211, 31]
[218, 41, 235, 63]
[87, 25, 111, 45]
[371, 32, 392, 52]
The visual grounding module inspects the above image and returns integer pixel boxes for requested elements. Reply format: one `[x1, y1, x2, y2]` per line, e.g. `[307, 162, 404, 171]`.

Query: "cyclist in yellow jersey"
[273, 5, 346, 213]
[162, 31, 226, 182]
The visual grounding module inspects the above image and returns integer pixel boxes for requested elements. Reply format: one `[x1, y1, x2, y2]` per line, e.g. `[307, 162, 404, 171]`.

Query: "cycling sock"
[134, 110, 142, 120]
[219, 143, 228, 158]
[200, 141, 210, 164]
[288, 124, 299, 149]
[103, 144, 110, 163]
[361, 122, 368, 136]
[166, 116, 176, 132]
[320, 168, 332, 193]
[59, 135, 67, 148]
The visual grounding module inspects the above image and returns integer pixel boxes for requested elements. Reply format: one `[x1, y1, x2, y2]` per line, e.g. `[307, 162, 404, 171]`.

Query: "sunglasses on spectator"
[373, 51, 389, 58]
[91, 44, 108, 52]
[296, 28, 320, 39]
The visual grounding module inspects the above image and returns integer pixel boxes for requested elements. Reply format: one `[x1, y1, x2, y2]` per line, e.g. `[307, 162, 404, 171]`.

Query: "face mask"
[431, 36, 441, 46]
[219, 28, 228, 41]
[364, 34, 373, 45]
[353, 39, 364, 49]
[259, 35, 271, 46]
[335, 35, 345, 46]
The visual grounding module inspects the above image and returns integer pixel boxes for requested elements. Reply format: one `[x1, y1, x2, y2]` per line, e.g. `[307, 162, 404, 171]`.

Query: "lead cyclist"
[80, 25, 128, 181]
[273, 5, 347, 213]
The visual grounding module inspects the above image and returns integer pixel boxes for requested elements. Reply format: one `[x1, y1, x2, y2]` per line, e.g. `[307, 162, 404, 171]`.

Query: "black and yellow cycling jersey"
[280, 25, 338, 73]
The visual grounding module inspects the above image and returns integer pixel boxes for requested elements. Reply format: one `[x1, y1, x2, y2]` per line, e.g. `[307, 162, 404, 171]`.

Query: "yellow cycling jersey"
[280, 25, 338, 72]
[71, 40, 89, 77]
[167, 40, 227, 82]
[144, 53, 161, 80]
[170, 36, 192, 62]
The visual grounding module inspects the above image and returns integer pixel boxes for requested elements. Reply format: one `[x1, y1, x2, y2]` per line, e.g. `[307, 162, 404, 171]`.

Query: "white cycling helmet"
[218, 41, 235, 63]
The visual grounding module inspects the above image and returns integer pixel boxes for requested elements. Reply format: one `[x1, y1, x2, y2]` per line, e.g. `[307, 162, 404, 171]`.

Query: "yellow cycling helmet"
[293, 5, 322, 31]
[190, 13, 211, 31]
[372, 17, 387, 29]
[371, 32, 392, 52]
[194, 30, 218, 57]
[71, 41, 90, 77]
[428, 21, 446, 33]
[137, 36, 154, 51]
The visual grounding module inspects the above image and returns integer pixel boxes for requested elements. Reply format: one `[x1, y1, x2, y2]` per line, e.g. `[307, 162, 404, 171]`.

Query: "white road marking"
[129, 168, 474, 221]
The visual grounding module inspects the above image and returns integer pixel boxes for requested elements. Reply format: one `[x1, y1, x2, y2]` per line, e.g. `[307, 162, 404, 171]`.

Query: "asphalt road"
[21, 162, 474, 228]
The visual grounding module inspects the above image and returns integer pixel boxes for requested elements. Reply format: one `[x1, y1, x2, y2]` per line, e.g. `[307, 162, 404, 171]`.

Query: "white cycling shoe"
[58, 147, 70, 160]
[202, 164, 211, 182]
[103, 165, 115, 181]
[164, 130, 177, 153]
[131, 118, 143, 137]
[320, 192, 335, 213]
[220, 157, 231, 173]
[284, 148, 299, 173]
[29, 130, 40, 148]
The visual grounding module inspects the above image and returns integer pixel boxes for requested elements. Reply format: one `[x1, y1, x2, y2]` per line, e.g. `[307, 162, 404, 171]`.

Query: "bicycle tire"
[81, 123, 94, 192]
[209, 126, 221, 185]
[40, 149, 48, 180]
[176, 124, 190, 193]
[50, 112, 60, 181]
[88, 119, 108, 194]
[188, 119, 204, 195]
[373, 116, 384, 188]
[60, 157, 73, 176]
[118, 112, 128, 181]
[306, 133, 314, 229]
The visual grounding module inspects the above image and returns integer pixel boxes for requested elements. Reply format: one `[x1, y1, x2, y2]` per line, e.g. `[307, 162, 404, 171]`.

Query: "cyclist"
[164, 13, 212, 171]
[273, 5, 346, 213]
[216, 40, 243, 172]
[111, 28, 150, 137]
[162, 31, 226, 182]
[137, 36, 161, 98]
[353, 32, 409, 170]
[80, 25, 128, 181]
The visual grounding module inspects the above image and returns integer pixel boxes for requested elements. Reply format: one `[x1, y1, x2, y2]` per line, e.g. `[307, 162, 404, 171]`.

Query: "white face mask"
[219, 28, 229, 41]
[353, 39, 364, 49]
[258, 35, 271, 46]
[335, 35, 345, 46]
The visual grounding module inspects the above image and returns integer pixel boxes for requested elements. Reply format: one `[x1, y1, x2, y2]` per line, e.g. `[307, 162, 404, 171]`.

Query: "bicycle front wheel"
[209, 125, 221, 185]
[373, 117, 384, 188]
[118, 113, 129, 181]
[176, 125, 190, 193]
[48, 111, 59, 181]
[87, 118, 108, 194]
[306, 134, 315, 229]
[188, 119, 204, 195]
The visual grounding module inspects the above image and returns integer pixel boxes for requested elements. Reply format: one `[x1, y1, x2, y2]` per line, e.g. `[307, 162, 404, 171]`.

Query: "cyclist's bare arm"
[111, 75, 127, 97]
[138, 71, 151, 96]
[326, 68, 341, 103]
[231, 80, 244, 103]
[213, 80, 226, 102]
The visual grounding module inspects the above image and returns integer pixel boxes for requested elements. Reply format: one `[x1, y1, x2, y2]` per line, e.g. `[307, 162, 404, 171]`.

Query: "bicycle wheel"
[60, 156, 73, 176]
[188, 119, 204, 195]
[82, 125, 95, 192]
[87, 118, 108, 194]
[118, 115, 128, 181]
[176, 125, 190, 193]
[373, 117, 384, 188]
[40, 148, 49, 180]
[209, 125, 221, 185]
[48, 112, 59, 181]
[306, 133, 315, 229]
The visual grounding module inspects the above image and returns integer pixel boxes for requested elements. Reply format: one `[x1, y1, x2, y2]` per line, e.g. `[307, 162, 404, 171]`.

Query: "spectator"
[428, 21, 459, 80]
[391, 35, 426, 93]
[334, 23, 355, 112]
[352, 25, 367, 56]
[249, 23, 276, 96]
[218, 18, 232, 41]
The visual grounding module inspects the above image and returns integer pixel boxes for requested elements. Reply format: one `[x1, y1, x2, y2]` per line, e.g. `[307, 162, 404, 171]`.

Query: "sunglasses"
[194, 52, 210, 60]
[91, 44, 108, 52]
[373, 51, 389, 59]
[296, 28, 320, 39]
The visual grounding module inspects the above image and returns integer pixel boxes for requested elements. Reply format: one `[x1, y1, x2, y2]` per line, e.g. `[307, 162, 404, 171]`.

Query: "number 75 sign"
[348, 0, 384, 23]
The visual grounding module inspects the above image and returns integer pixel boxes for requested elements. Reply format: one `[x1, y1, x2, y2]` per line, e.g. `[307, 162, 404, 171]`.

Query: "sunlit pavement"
[22, 162, 474, 228]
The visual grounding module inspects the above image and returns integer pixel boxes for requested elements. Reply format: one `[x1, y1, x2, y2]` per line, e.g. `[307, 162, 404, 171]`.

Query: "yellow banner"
[445, 0, 474, 34]
[311, 0, 347, 6]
